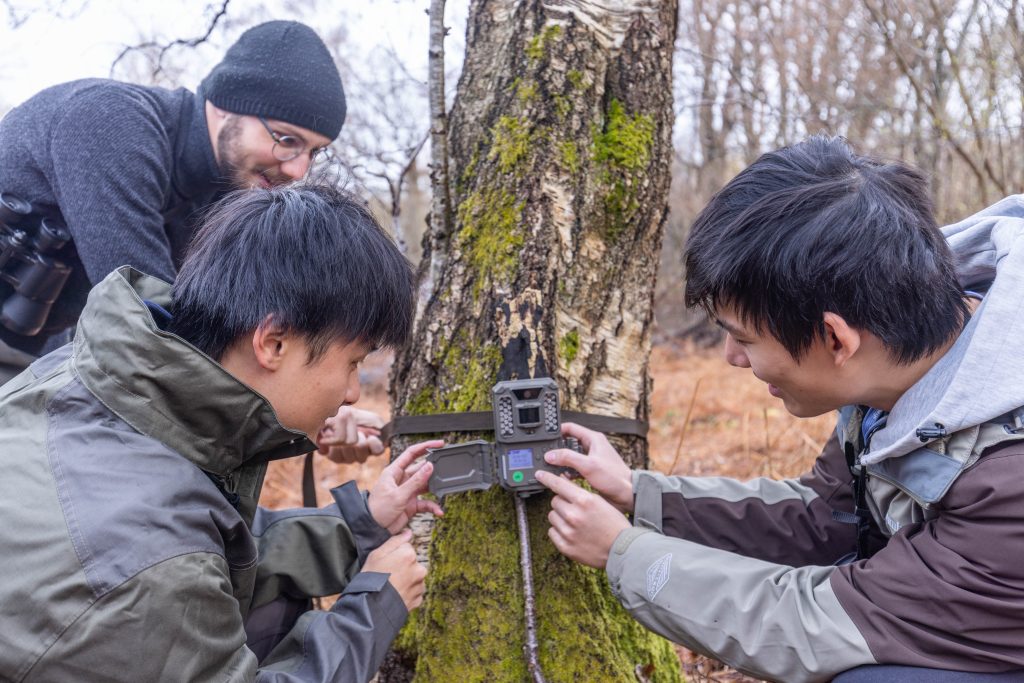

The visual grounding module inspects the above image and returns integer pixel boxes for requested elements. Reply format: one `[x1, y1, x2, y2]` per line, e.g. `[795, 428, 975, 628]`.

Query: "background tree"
[385, 0, 681, 680]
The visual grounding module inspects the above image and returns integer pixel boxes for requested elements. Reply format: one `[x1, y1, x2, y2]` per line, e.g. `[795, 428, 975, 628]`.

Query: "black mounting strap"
[247, 436, 317, 466]
[381, 410, 648, 443]
[302, 452, 318, 508]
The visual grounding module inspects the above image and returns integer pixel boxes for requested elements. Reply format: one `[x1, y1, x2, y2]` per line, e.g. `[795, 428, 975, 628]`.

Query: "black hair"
[167, 183, 414, 361]
[684, 134, 967, 364]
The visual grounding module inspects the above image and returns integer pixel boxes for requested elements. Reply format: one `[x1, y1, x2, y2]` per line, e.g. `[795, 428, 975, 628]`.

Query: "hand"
[368, 440, 445, 534]
[316, 406, 386, 464]
[362, 530, 427, 612]
[534, 470, 631, 569]
[544, 422, 634, 513]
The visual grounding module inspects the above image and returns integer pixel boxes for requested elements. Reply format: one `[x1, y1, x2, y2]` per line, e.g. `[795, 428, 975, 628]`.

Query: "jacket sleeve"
[250, 481, 391, 609]
[48, 87, 177, 284]
[606, 443, 1024, 682]
[632, 434, 861, 566]
[257, 572, 408, 682]
[30, 551, 407, 683]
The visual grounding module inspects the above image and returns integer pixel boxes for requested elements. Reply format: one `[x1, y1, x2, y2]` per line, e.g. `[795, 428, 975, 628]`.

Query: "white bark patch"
[555, 286, 649, 417]
[496, 288, 546, 377]
[487, 0, 522, 25]
[541, 174, 576, 257]
[585, 286, 649, 416]
[541, 0, 662, 49]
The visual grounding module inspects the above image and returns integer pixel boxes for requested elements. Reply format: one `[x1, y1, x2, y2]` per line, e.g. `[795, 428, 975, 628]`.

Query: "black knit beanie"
[198, 21, 346, 140]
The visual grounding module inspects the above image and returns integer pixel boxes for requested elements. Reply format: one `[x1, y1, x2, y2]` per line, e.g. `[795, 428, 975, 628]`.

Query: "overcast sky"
[0, 0, 456, 108]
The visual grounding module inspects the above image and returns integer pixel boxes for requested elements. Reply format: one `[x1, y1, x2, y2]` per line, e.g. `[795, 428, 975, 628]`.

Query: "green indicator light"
[512, 471, 525, 483]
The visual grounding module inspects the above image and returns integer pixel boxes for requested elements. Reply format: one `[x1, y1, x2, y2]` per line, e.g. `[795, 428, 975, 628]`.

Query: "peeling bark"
[386, 0, 679, 679]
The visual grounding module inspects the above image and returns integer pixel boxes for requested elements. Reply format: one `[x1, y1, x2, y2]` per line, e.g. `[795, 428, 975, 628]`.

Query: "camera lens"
[0, 194, 31, 226]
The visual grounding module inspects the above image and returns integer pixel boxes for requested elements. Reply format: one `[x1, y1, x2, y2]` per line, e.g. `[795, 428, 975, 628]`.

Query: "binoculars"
[426, 378, 578, 498]
[0, 193, 72, 336]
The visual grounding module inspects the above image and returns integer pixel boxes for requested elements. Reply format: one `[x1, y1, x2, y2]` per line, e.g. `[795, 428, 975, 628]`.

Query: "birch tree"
[384, 0, 681, 680]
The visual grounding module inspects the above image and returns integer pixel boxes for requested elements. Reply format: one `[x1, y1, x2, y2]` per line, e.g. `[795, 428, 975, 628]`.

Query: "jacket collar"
[73, 267, 313, 476]
[172, 92, 226, 201]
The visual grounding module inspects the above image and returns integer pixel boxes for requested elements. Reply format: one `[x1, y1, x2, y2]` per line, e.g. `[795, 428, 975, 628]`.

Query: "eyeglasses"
[258, 116, 331, 163]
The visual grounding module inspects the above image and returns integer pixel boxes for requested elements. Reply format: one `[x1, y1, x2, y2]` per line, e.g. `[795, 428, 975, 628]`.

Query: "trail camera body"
[426, 378, 577, 497]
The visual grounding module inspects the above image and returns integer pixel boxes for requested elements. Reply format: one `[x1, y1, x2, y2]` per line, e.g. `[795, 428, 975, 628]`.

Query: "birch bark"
[384, 1, 680, 679]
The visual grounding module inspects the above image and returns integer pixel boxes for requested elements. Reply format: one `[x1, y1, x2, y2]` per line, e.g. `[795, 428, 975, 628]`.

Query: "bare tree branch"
[109, 0, 231, 79]
[2, 0, 84, 30]
[862, 0, 993, 202]
[368, 134, 428, 255]
[422, 0, 451, 317]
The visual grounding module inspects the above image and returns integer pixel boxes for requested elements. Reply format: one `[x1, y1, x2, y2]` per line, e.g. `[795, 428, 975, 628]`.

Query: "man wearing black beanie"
[0, 20, 347, 382]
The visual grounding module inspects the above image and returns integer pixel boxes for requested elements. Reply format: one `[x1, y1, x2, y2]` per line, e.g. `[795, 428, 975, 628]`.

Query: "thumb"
[545, 448, 587, 472]
[364, 434, 385, 455]
[377, 529, 413, 555]
[396, 460, 434, 498]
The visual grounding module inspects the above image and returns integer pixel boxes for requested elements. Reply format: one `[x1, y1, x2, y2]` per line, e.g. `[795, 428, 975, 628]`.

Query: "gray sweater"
[0, 78, 225, 353]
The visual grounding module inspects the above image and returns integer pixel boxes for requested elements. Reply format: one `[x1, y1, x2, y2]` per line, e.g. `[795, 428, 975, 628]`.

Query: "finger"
[533, 469, 588, 503]
[560, 422, 596, 451]
[344, 414, 359, 445]
[352, 408, 386, 429]
[544, 448, 589, 473]
[548, 526, 569, 556]
[391, 440, 445, 471]
[376, 528, 413, 555]
[364, 435, 385, 456]
[358, 425, 382, 438]
[396, 461, 435, 498]
[316, 427, 330, 454]
[549, 494, 574, 519]
[413, 497, 444, 517]
[547, 508, 572, 537]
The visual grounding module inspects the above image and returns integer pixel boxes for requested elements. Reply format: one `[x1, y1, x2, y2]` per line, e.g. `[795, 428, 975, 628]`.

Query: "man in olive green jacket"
[0, 184, 439, 681]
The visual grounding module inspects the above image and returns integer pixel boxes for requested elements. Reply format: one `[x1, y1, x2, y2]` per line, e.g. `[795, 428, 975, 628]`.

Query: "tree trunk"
[386, 1, 680, 680]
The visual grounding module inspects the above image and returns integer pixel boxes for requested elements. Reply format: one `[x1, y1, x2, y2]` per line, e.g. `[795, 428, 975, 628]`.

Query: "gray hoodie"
[608, 197, 1024, 682]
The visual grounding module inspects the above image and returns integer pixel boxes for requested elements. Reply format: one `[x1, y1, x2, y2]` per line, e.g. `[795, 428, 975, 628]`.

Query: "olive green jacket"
[0, 268, 404, 682]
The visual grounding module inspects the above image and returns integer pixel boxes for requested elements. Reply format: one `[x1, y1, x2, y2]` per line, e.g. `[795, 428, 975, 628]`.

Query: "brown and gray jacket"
[606, 197, 1024, 682]
[0, 268, 404, 682]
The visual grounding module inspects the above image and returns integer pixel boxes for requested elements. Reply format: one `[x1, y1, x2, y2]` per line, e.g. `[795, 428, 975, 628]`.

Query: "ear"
[822, 312, 861, 367]
[209, 103, 231, 120]
[251, 314, 290, 371]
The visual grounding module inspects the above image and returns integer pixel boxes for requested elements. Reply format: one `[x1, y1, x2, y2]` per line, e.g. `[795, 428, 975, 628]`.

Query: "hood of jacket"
[73, 266, 313, 476]
[861, 195, 1024, 466]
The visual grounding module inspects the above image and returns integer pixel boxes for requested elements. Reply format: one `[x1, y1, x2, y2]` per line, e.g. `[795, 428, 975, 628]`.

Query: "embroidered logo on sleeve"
[885, 514, 901, 533]
[645, 553, 672, 601]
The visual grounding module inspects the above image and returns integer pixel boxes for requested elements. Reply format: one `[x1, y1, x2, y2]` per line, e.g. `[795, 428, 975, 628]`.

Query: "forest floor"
[259, 340, 837, 682]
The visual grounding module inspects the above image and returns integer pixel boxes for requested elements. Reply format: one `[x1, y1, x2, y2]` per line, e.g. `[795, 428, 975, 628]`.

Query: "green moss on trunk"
[559, 329, 580, 364]
[456, 188, 525, 296]
[406, 489, 680, 682]
[525, 24, 563, 61]
[592, 99, 656, 241]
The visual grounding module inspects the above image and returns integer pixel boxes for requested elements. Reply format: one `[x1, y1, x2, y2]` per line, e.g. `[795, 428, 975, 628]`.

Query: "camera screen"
[507, 448, 533, 470]
[518, 406, 541, 425]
